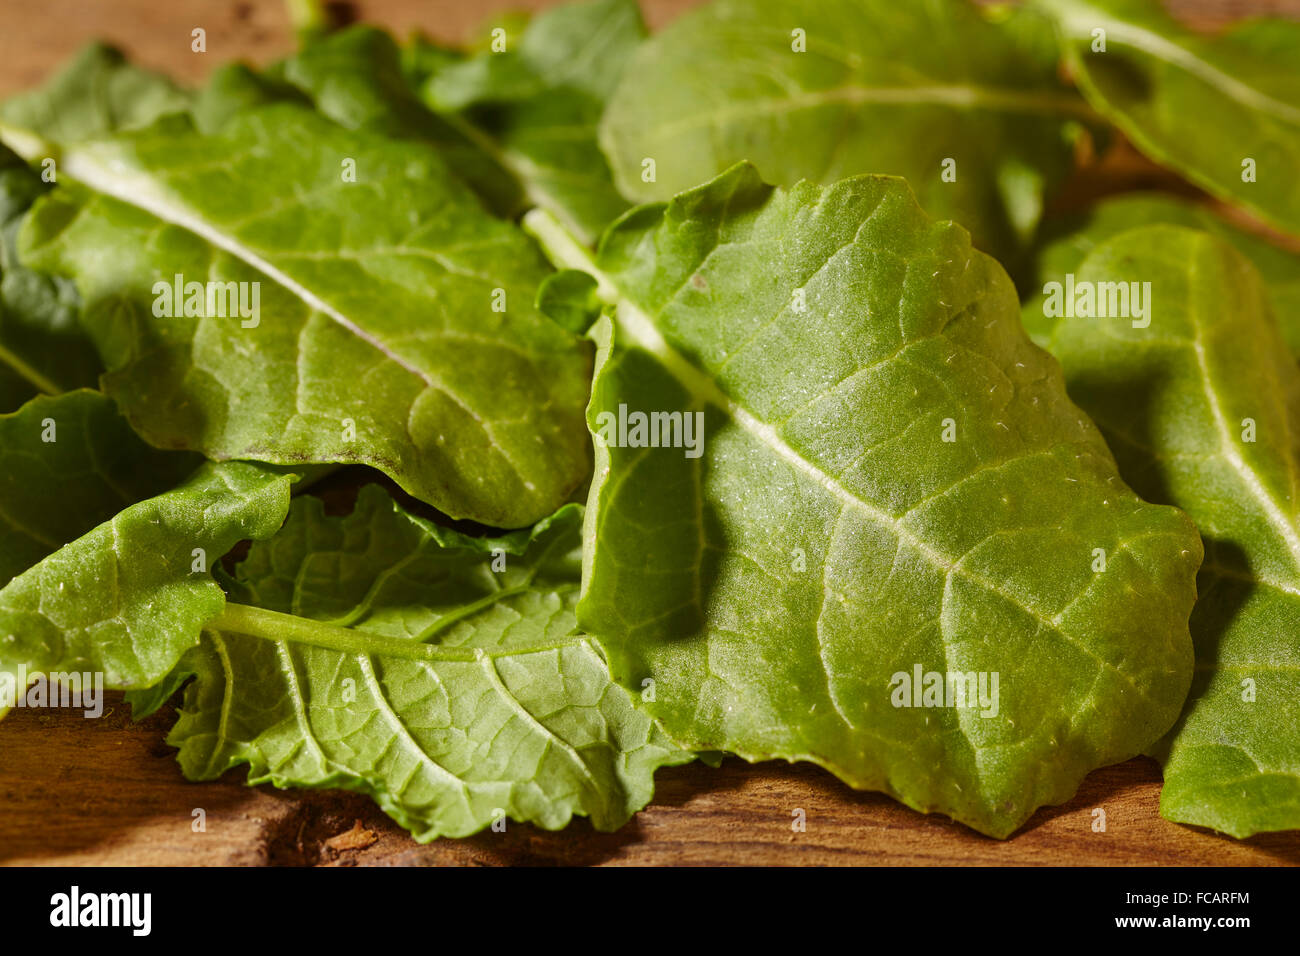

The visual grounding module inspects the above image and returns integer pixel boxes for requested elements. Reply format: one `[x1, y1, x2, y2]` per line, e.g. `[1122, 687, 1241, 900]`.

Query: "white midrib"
[437, 109, 596, 243]
[521, 209, 952, 561]
[1066, 15, 1300, 126]
[528, 210, 1083, 614]
[1190, 338, 1300, 574]
[478, 653, 601, 793]
[208, 604, 596, 794]
[614, 298, 944, 544]
[1, 130, 434, 386]
[203, 631, 239, 779]
[647, 84, 1098, 141]
[522, 209, 1155, 700]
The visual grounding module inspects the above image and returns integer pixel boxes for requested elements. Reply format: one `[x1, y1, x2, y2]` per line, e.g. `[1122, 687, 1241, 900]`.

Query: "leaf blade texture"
[7, 104, 593, 527]
[277, 26, 527, 217]
[161, 487, 691, 840]
[1023, 194, 1300, 356]
[530, 163, 1203, 838]
[0, 460, 293, 718]
[0, 43, 191, 144]
[0, 142, 99, 409]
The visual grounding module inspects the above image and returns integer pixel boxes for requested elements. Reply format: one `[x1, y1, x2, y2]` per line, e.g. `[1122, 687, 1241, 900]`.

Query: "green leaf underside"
[0, 143, 100, 410]
[6, 104, 593, 527]
[0, 390, 200, 583]
[528, 163, 1202, 838]
[420, 0, 645, 244]
[0, 460, 293, 718]
[1040, 224, 1300, 837]
[162, 487, 690, 840]
[1039, 0, 1300, 240]
[1024, 194, 1300, 356]
[599, 0, 1089, 264]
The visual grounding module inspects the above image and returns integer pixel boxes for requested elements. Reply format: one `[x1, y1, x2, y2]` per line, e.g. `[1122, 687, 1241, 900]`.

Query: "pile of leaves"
[1, 0, 1298, 842]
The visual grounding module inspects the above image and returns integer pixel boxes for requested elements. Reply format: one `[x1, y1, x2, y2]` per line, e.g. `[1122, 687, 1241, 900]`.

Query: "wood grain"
[1, 0, 1299, 866]
[3, 0, 1299, 96]
[2, 694, 1297, 866]
[0, 0, 704, 96]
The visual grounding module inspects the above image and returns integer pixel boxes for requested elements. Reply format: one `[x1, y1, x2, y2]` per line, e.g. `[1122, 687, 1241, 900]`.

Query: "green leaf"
[0, 143, 47, 235]
[0, 43, 190, 143]
[0, 143, 99, 409]
[399, 35, 466, 92]
[1023, 194, 1300, 355]
[286, 0, 331, 41]
[190, 62, 313, 134]
[6, 104, 594, 528]
[598, 0, 1093, 265]
[462, 11, 536, 56]
[0, 460, 293, 719]
[280, 26, 526, 218]
[1036, 0, 1300, 240]
[1037, 224, 1300, 837]
[125, 663, 194, 721]
[0, 45, 187, 410]
[419, 0, 646, 244]
[536, 268, 602, 334]
[0, 390, 200, 584]
[526, 164, 1202, 838]
[159, 486, 691, 840]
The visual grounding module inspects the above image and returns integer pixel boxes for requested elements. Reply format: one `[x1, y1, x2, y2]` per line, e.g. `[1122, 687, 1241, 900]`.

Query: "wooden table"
[3, 697, 1299, 865]
[2, 0, 1298, 866]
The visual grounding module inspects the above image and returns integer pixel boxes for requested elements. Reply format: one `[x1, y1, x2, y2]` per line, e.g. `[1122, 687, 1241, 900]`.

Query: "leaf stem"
[285, 0, 329, 40]
[523, 208, 615, 299]
[213, 602, 587, 662]
[215, 602, 479, 661]
[0, 341, 62, 396]
[440, 111, 591, 242]
[0, 121, 56, 166]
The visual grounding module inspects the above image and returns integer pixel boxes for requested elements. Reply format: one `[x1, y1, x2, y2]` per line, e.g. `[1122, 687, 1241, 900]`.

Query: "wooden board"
[0, 0, 705, 96]
[2, 696, 1299, 866]
[4, 0, 1300, 95]
[2, 0, 1299, 866]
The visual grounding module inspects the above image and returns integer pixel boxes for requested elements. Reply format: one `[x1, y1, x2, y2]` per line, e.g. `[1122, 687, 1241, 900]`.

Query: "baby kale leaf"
[5, 105, 593, 527]
[1039, 223, 1300, 837]
[527, 163, 1202, 838]
[599, 0, 1092, 265]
